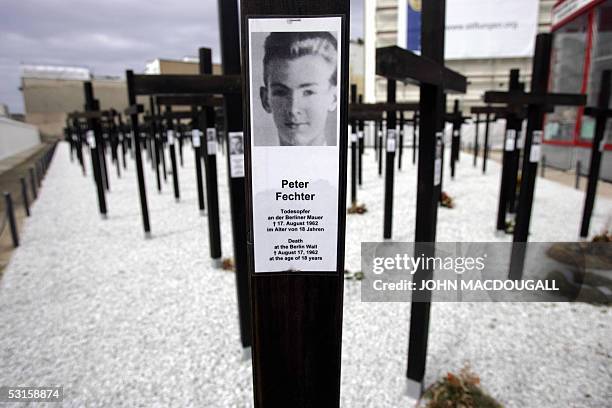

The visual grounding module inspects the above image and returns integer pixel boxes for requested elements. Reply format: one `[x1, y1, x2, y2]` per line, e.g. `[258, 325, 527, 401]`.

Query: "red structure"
[545, 0, 612, 179]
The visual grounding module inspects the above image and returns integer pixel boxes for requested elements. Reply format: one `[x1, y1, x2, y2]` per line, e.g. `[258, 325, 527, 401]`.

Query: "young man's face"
[261, 54, 337, 146]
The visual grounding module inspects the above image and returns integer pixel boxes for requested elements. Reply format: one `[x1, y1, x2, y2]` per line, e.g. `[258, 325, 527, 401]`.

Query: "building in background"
[20, 58, 222, 138]
[20, 64, 126, 137]
[364, 0, 556, 110]
[544, 0, 612, 179]
[349, 39, 365, 100]
[144, 58, 222, 75]
[363, 0, 612, 181]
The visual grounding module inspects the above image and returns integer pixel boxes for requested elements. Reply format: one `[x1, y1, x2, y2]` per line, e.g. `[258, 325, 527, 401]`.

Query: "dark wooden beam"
[155, 94, 224, 107]
[350, 102, 419, 113]
[484, 91, 586, 106]
[131, 74, 241, 95]
[376, 46, 467, 93]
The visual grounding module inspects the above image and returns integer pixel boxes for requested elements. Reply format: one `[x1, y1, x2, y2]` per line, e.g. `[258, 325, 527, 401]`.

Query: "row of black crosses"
[62, 0, 611, 405]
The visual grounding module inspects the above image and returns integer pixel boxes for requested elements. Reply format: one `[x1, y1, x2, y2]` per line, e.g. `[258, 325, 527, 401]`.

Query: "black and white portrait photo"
[250, 30, 339, 147]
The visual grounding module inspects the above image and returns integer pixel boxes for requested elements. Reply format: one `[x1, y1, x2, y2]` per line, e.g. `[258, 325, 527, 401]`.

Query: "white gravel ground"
[0, 142, 610, 407]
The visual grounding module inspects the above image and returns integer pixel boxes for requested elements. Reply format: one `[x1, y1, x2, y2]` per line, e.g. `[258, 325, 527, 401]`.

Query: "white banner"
[398, 0, 539, 59]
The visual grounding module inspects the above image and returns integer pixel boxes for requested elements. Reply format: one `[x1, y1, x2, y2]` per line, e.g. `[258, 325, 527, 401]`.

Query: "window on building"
[582, 0, 612, 144]
[546, 12, 589, 142]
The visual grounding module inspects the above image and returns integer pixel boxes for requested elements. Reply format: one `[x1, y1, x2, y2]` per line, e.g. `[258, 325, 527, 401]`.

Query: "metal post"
[575, 160, 581, 189]
[29, 167, 37, 199]
[20, 178, 30, 217]
[4, 193, 19, 247]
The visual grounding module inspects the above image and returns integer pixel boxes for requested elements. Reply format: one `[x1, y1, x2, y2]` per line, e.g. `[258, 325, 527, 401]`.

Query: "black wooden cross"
[486, 70, 528, 231]
[125, 71, 240, 232]
[469, 106, 500, 174]
[163, 105, 180, 201]
[240, 1, 349, 406]
[580, 70, 611, 238]
[444, 99, 470, 178]
[486, 33, 587, 279]
[125, 44, 251, 351]
[378, 0, 467, 398]
[350, 102, 419, 181]
[350, 84, 358, 207]
[72, 83, 108, 217]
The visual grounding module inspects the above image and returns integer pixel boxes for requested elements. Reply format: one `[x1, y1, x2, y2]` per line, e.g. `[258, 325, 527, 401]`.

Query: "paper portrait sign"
[86, 130, 96, 149]
[206, 128, 217, 155]
[386, 129, 397, 152]
[229, 131, 245, 178]
[529, 130, 543, 163]
[434, 132, 443, 186]
[247, 16, 343, 273]
[192, 129, 201, 148]
[167, 130, 175, 145]
[505, 129, 516, 152]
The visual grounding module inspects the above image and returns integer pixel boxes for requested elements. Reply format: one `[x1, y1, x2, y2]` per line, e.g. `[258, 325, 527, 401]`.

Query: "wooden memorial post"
[350, 84, 358, 206]
[481, 111, 496, 174]
[164, 105, 181, 201]
[398, 111, 405, 170]
[376, 1, 467, 397]
[445, 99, 469, 179]
[412, 111, 419, 165]
[125, 71, 151, 236]
[472, 112, 480, 167]
[199, 48, 223, 264]
[490, 69, 527, 231]
[358, 95, 365, 185]
[240, 2, 349, 405]
[378, 119, 384, 175]
[217, 0, 252, 351]
[82, 83, 107, 218]
[149, 97, 163, 192]
[485, 34, 586, 279]
[580, 70, 611, 238]
[68, 115, 86, 175]
[383, 80, 397, 239]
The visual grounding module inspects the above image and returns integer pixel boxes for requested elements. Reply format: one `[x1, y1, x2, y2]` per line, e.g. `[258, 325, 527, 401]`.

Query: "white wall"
[0, 117, 41, 161]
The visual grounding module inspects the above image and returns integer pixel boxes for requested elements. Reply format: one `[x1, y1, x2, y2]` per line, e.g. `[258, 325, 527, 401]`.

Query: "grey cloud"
[1, 0, 363, 113]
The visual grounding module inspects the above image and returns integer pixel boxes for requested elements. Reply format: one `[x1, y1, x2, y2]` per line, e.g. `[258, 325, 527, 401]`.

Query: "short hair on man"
[262, 32, 338, 86]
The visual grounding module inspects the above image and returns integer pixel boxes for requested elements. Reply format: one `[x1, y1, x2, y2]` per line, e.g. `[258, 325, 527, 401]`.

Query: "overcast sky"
[0, 0, 364, 114]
